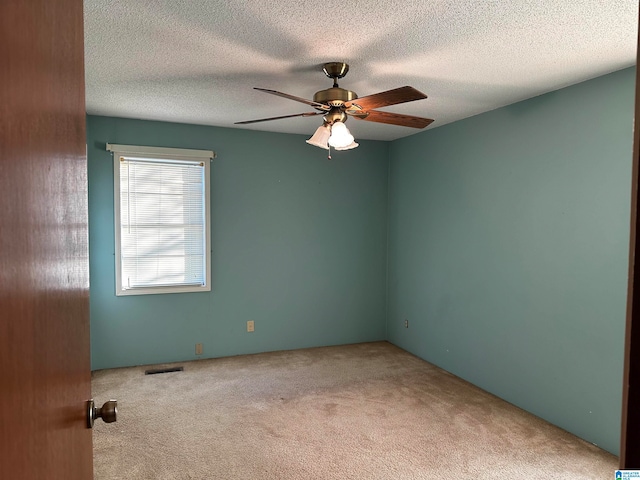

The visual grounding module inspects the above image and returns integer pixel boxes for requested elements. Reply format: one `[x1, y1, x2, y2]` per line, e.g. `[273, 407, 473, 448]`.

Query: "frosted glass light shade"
[306, 125, 331, 149]
[335, 141, 359, 151]
[328, 122, 354, 148]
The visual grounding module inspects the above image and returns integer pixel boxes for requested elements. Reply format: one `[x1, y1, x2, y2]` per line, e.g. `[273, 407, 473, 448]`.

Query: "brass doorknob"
[87, 399, 118, 428]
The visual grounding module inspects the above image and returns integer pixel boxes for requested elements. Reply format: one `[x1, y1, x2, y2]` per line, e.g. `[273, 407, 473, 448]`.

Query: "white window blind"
[109, 144, 213, 296]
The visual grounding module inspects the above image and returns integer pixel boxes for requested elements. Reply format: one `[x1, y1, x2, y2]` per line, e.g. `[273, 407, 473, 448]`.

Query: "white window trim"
[108, 144, 215, 296]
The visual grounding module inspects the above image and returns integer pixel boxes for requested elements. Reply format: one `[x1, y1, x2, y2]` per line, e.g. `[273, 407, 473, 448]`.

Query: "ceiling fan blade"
[254, 88, 330, 111]
[353, 110, 434, 129]
[234, 111, 324, 125]
[345, 86, 427, 111]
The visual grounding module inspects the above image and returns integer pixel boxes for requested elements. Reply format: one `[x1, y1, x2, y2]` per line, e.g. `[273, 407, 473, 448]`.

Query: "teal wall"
[88, 67, 635, 455]
[387, 67, 635, 455]
[87, 116, 390, 370]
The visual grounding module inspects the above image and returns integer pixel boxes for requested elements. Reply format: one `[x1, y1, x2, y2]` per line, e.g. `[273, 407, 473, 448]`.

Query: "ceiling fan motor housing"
[313, 87, 358, 107]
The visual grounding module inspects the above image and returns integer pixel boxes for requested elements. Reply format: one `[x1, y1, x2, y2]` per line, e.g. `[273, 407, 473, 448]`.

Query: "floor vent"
[145, 366, 184, 375]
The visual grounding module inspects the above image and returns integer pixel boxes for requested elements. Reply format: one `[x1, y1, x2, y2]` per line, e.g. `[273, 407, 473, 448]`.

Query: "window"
[108, 144, 214, 296]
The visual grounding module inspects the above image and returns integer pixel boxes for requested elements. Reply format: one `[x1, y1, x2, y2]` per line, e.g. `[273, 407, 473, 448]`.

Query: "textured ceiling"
[84, 0, 638, 142]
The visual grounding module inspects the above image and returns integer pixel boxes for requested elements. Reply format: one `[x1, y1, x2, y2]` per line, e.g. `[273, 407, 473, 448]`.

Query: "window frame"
[108, 143, 214, 296]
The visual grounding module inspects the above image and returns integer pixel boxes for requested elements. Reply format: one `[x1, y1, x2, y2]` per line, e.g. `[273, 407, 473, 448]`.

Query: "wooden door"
[0, 0, 93, 478]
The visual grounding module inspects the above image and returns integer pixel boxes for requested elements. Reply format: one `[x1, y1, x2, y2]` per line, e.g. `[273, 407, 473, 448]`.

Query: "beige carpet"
[92, 342, 617, 479]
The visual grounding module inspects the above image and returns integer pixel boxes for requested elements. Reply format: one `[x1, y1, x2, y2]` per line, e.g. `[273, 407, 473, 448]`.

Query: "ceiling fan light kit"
[235, 62, 434, 155]
[306, 124, 331, 150]
[334, 141, 359, 151]
[327, 121, 354, 148]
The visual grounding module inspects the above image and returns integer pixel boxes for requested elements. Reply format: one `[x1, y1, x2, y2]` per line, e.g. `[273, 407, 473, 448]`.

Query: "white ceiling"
[84, 0, 638, 142]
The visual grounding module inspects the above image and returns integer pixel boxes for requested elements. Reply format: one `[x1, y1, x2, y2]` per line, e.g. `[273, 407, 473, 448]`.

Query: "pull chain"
[328, 145, 332, 160]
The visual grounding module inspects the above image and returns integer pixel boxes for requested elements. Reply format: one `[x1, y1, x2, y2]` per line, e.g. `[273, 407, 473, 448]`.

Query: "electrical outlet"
[404, 319, 409, 328]
[247, 320, 255, 333]
[195, 343, 203, 355]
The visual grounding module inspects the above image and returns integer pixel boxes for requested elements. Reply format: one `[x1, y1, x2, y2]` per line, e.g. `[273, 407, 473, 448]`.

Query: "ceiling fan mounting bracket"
[322, 62, 349, 80]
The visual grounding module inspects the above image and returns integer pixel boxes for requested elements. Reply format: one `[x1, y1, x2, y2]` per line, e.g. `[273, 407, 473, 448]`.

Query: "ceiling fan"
[235, 62, 434, 152]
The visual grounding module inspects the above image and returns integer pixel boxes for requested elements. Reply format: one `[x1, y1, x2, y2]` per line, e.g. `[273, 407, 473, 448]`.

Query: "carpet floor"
[92, 342, 617, 479]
